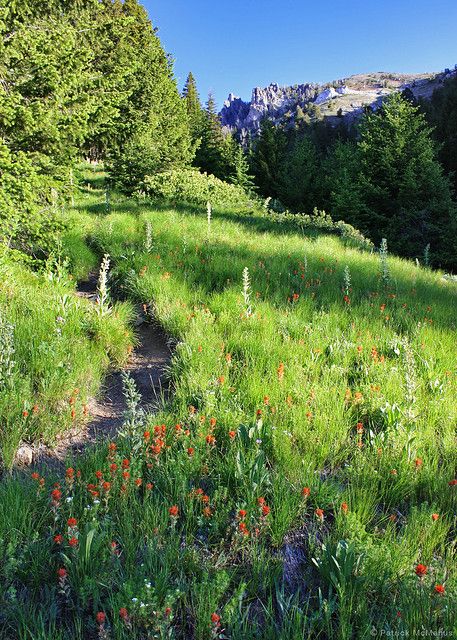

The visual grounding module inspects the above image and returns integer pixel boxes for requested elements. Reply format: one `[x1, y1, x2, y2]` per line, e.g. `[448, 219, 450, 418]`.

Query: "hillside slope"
[0, 176, 455, 638]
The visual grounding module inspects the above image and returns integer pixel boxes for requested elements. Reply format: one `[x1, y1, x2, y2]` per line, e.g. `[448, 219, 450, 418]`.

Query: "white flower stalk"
[207, 201, 212, 234]
[379, 238, 390, 288]
[343, 265, 351, 298]
[96, 253, 111, 316]
[145, 220, 153, 253]
[0, 310, 15, 390]
[242, 266, 252, 317]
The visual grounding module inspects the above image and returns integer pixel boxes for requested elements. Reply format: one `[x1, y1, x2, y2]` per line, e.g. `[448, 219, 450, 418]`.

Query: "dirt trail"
[20, 275, 171, 470]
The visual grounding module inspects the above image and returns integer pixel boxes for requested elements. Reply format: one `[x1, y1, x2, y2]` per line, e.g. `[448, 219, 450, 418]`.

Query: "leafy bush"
[142, 168, 257, 212]
[255, 204, 373, 251]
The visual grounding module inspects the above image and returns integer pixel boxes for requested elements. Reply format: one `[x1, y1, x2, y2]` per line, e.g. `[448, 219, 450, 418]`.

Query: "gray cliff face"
[219, 68, 456, 138]
[220, 82, 317, 135]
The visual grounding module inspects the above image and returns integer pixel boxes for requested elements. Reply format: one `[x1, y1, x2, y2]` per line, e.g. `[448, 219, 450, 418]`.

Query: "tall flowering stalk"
[118, 372, 145, 450]
[423, 243, 431, 268]
[0, 311, 15, 390]
[343, 265, 351, 305]
[96, 254, 111, 317]
[105, 189, 110, 212]
[207, 201, 212, 235]
[144, 220, 153, 253]
[379, 238, 390, 288]
[242, 267, 252, 317]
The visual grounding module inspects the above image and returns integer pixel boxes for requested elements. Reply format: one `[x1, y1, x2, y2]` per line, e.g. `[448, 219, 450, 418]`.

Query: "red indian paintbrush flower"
[169, 505, 179, 517]
[96, 612, 106, 625]
[51, 489, 62, 503]
[302, 487, 310, 497]
[434, 584, 445, 595]
[415, 564, 427, 578]
[277, 362, 285, 381]
[67, 517, 77, 528]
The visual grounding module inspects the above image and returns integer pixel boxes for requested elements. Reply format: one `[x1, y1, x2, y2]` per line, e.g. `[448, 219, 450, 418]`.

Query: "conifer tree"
[357, 92, 457, 267]
[195, 93, 226, 178]
[251, 120, 288, 199]
[230, 144, 255, 190]
[421, 75, 457, 195]
[183, 72, 204, 141]
[276, 131, 320, 211]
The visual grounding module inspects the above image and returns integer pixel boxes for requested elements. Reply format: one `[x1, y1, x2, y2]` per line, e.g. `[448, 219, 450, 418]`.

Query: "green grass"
[0, 248, 134, 469]
[0, 173, 456, 639]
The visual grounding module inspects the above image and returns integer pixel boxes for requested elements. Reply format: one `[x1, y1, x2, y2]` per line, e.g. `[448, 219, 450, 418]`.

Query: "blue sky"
[144, 0, 457, 108]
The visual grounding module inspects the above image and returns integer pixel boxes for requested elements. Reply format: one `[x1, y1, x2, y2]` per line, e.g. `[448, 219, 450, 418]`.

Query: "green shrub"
[142, 168, 257, 212]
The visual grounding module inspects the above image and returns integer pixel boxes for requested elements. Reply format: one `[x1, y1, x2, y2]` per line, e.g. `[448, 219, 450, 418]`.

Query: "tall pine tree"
[194, 93, 226, 178]
[357, 92, 457, 267]
[183, 72, 204, 142]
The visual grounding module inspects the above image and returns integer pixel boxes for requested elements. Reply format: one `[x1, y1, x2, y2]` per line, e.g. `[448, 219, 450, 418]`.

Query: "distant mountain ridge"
[220, 67, 457, 138]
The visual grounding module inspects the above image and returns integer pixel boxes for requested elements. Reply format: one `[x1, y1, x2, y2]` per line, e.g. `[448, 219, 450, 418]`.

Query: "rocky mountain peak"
[220, 69, 455, 138]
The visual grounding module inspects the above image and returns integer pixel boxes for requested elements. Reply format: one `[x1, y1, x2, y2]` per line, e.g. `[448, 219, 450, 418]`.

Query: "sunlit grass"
[0, 173, 455, 638]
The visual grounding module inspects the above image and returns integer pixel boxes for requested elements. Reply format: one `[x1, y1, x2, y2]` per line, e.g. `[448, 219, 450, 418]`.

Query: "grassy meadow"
[0, 172, 456, 639]
[0, 249, 134, 469]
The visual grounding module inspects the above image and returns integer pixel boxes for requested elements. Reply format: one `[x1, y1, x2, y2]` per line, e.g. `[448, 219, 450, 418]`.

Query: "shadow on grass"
[125, 225, 457, 333]
[72, 189, 457, 331]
